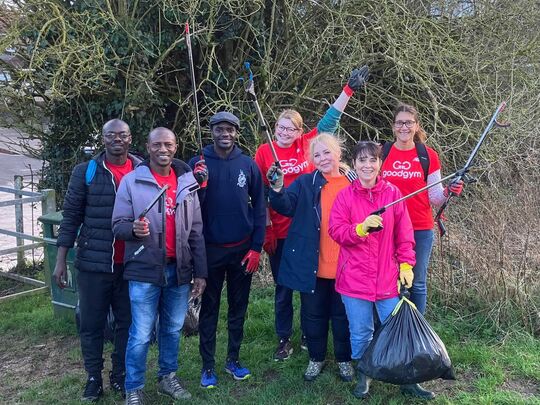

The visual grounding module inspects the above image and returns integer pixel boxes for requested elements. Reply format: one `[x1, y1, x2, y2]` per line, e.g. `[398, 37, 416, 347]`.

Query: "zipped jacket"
[329, 177, 416, 301]
[112, 159, 207, 286]
[56, 151, 141, 273]
[269, 169, 354, 293]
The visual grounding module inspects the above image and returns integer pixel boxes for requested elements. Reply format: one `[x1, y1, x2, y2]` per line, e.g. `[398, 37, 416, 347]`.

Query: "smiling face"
[102, 119, 131, 158]
[312, 141, 340, 175]
[211, 122, 238, 153]
[275, 117, 301, 148]
[354, 153, 381, 188]
[393, 111, 419, 149]
[147, 128, 177, 171]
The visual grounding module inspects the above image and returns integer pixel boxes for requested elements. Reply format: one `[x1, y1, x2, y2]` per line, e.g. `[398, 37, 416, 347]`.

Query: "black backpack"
[381, 142, 430, 182]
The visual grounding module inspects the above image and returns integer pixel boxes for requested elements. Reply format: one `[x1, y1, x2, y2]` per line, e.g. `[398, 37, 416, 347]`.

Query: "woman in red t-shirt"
[255, 66, 369, 361]
[380, 103, 463, 316]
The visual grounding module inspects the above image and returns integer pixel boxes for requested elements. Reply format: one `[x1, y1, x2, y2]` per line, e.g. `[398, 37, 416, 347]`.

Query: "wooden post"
[14, 175, 24, 267]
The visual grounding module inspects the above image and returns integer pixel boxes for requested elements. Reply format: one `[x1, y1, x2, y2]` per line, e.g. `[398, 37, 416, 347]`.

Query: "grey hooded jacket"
[112, 159, 207, 286]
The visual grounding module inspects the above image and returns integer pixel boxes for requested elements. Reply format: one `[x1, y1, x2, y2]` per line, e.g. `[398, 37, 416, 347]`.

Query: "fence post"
[41, 189, 56, 215]
[14, 175, 24, 267]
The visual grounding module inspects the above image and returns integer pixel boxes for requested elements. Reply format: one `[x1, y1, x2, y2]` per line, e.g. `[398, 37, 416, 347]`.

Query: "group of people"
[53, 65, 463, 404]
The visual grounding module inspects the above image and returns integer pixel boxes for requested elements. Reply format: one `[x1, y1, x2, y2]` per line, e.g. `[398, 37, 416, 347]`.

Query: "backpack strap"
[381, 140, 393, 161]
[85, 159, 97, 186]
[381, 141, 430, 182]
[414, 142, 430, 182]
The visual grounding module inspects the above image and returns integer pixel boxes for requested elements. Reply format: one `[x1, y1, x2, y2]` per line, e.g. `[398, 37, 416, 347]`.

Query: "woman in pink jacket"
[329, 141, 419, 399]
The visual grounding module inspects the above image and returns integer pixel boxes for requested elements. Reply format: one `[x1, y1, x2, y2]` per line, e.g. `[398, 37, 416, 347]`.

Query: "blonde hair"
[308, 133, 351, 172]
[276, 109, 303, 131]
[393, 103, 427, 144]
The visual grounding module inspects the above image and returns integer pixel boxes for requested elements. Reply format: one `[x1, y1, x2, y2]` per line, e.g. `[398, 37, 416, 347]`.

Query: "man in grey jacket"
[112, 127, 207, 405]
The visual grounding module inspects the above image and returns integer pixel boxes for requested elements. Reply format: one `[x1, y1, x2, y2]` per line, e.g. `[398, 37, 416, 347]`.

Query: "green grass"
[0, 287, 539, 404]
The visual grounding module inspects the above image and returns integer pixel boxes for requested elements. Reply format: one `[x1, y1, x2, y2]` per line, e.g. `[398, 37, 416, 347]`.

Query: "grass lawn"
[0, 285, 539, 404]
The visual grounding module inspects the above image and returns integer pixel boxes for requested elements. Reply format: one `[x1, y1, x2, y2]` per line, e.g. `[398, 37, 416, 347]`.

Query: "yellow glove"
[355, 215, 383, 237]
[399, 263, 414, 288]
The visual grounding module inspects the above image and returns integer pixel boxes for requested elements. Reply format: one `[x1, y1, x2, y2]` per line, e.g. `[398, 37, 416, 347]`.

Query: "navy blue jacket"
[269, 169, 354, 293]
[189, 145, 265, 252]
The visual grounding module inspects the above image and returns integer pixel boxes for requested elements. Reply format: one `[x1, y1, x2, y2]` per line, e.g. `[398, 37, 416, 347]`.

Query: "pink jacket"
[329, 177, 415, 302]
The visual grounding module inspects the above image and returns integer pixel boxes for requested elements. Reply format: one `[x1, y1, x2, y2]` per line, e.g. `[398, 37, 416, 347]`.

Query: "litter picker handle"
[138, 185, 169, 220]
[367, 207, 385, 233]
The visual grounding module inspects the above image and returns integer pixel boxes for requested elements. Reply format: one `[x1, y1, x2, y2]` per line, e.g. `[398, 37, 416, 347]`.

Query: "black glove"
[193, 160, 208, 188]
[347, 65, 369, 91]
[266, 163, 284, 191]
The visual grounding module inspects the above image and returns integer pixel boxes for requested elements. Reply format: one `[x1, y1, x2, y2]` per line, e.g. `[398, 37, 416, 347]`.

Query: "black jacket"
[56, 151, 142, 273]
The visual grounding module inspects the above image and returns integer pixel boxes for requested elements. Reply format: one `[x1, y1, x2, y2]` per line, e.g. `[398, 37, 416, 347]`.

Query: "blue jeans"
[341, 295, 399, 360]
[125, 264, 190, 392]
[410, 229, 434, 315]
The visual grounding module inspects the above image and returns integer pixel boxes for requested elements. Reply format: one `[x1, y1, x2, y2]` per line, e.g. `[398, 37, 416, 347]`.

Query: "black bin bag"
[358, 294, 456, 384]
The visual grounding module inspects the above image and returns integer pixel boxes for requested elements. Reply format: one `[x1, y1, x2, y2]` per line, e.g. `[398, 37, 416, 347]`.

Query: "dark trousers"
[199, 242, 252, 370]
[269, 238, 305, 340]
[300, 277, 351, 362]
[77, 264, 131, 379]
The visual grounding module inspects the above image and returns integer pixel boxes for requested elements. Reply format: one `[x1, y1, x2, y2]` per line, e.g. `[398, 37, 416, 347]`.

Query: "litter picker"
[185, 22, 204, 156]
[369, 101, 509, 235]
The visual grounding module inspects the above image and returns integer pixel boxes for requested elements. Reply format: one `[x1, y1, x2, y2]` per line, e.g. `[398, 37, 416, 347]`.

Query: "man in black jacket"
[54, 119, 141, 401]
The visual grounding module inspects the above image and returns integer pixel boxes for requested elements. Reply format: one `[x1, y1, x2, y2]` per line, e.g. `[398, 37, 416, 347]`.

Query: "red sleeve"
[255, 144, 271, 186]
[426, 146, 441, 174]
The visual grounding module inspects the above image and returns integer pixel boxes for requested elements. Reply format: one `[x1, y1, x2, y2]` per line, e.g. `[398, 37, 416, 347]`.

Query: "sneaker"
[109, 371, 126, 398]
[273, 338, 294, 361]
[353, 372, 371, 399]
[200, 368, 218, 389]
[224, 359, 252, 381]
[337, 361, 354, 382]
[400, 383, 436, 400]
[300, 335, 308, 351]
[82, 376, 103, 402]
[125, 389, 145, 405]
[157, 372, 192, 400]
[303, 360, 325, 381]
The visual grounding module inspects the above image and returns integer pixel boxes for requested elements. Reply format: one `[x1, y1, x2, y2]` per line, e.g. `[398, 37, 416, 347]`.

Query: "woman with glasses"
[379, 103, 463, 399]
[254, 66, 369, 362]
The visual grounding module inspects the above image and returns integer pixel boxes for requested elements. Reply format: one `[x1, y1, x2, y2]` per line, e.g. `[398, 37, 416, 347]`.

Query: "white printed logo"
[392, 160, 411, 170]
[279, 158, 309, 175]
[237, 170, 247, 188]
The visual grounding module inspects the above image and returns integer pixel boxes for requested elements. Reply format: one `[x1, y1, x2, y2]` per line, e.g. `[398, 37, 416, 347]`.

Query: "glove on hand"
[193, 160, 208, 188]
[355, 215, 383, 237]
[444, 179, 464, 197]
[399, 263, 414, 288]
[266, 163, 284, 191]
[263, 226, 278, 255]
[241, 250, 261, 273]
[347, 65, 369, 91]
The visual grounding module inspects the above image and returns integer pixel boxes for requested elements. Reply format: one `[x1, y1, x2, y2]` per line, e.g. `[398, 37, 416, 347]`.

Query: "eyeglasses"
[394, 120, 416, 128]
[104, 131, 131, 140]
[276, 124, 299, 134]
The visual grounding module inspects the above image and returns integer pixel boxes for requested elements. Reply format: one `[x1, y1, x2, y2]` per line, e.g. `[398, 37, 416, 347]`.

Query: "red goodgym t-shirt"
[255, 128, 318, 239]
[380, 144, 441, 230]
[105, 159, 133, 264]
[151, 169, 178, 259]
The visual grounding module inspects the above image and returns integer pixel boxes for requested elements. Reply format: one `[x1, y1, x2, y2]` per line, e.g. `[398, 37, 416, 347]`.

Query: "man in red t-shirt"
[112, 128, 207, 403]
[54, 119, 141, 401]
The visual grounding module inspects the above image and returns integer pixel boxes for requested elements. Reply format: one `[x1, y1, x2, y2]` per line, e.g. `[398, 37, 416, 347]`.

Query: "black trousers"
[77, 264, 131, 379]
[199, 241, 252, 370]
[300, 277, 351, 362]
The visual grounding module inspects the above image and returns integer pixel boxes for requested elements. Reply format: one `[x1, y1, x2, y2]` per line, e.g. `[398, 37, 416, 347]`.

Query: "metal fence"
[0, 174, 56, 301]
